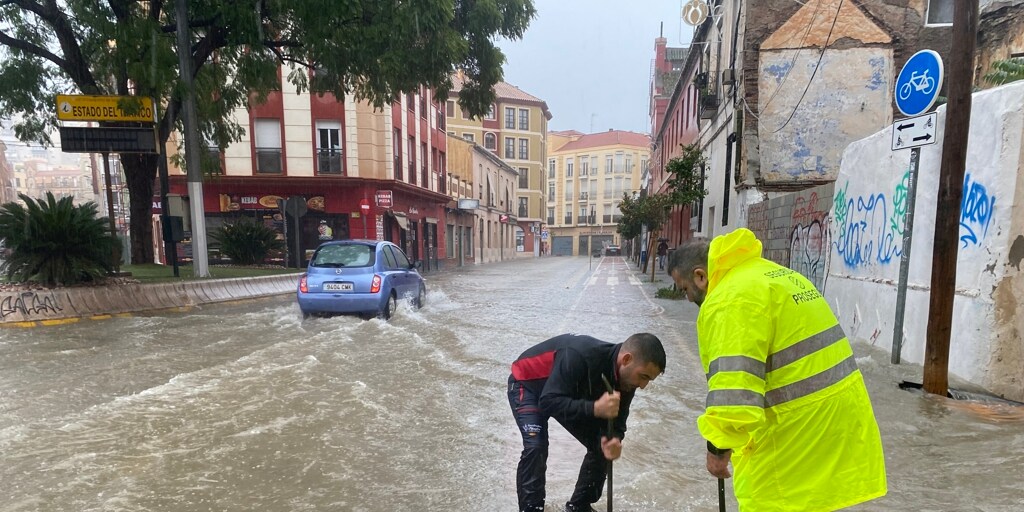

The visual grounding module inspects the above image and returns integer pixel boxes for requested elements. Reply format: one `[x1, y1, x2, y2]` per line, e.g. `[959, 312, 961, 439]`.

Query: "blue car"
[296, 240, 425, 319]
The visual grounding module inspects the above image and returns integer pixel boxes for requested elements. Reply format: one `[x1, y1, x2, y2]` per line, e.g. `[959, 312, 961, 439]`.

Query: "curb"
[0, 273, 302, 328]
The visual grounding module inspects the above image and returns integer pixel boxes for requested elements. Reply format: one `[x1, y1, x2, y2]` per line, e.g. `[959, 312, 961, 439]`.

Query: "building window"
[446, 100, 455, 118]
[565, 180, 573, 200]
[505, 107, 516, 129]
[408, 136, 416, 184]
[394, 128, 403, 180]
[624, 154, 633, 174]
[505, 137, 516, 159]
[605, 155, 613, 174]
[519, 197, 528, 218]
[421, 142, 428, 188]
[615, 152, 624, 173]
[518, 138, 529, 160]
[547, 207, 555, 225]
[485, 104, 496, 120]
[580, 156, 589, 176]
[254, 118, 282, 174]
[519, 167, 529, 189]
[484, 132, 497, 150]
[926, 0, 953, 25]
[548, 182, 555, 202]
[565, 157, 573, 177]
[548, 159, 556, 178]
[462, 133, 475, 143]
[519, 108, 529, 130]
[316, 121, 343, 175]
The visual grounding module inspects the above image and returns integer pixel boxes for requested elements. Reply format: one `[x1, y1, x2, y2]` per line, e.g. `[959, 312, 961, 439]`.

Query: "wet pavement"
[1, 255, 1022, 511]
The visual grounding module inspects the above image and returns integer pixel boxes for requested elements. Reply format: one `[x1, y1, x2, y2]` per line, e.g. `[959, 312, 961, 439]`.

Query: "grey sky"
[496, 0, 695, 135]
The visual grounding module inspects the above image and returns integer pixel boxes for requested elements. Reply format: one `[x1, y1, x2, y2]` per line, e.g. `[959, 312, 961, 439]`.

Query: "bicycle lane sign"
[895, 49, 943, 117]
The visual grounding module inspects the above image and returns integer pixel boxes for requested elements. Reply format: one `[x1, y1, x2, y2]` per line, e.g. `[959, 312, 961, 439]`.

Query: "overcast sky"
[496, 0, 695, 135]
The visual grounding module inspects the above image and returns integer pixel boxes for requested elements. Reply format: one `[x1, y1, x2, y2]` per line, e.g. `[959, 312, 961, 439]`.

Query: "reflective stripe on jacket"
[697, 228, 886, 511]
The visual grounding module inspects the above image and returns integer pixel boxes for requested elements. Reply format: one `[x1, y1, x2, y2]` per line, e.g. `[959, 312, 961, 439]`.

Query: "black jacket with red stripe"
[510, 333, 632, 439]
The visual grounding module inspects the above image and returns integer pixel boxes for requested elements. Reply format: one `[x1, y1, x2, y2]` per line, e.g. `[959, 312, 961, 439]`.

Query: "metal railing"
[255, 148, 282, 174]
[317, 149, 343, 175]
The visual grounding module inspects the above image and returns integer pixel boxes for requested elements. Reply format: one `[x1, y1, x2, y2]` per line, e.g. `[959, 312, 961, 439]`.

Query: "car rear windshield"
[311, 244, 375, 268]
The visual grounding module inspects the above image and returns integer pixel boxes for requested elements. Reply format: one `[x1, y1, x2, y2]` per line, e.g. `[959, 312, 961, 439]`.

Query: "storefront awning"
[392, 211, 409, 231]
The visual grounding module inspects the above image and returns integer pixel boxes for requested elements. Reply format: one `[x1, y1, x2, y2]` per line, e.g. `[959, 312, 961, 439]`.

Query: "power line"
[771, 0, 844, 134]
[760, 0, 824, 113]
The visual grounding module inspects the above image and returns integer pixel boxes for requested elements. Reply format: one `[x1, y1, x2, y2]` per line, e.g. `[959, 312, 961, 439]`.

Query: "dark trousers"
[508, 375, 607, 512]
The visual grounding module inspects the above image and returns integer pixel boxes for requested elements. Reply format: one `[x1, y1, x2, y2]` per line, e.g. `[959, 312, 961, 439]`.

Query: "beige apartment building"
[445, 135, 519, 265]
[446, 77, 550, 257]
[545, 130, 650, 257]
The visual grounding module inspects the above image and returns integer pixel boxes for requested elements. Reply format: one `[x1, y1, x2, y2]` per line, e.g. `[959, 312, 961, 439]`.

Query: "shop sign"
[375, 190, 393, 208]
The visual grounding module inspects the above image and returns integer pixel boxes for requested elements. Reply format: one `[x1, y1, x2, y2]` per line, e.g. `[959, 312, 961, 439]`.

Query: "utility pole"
[923, 0, 978, 397]
[175, 0, 210, 277]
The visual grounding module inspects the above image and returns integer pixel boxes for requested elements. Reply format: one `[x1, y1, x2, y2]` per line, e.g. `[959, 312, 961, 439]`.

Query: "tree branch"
[0, 29, 68, 68]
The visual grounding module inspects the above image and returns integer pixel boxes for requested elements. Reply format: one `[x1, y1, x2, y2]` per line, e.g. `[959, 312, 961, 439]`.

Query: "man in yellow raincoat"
[667, 228, 886, 511]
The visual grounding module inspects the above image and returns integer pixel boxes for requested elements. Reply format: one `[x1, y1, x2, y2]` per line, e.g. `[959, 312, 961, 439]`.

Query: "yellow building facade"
[545, 130, 650, 257]
[446, 78, 550, 257]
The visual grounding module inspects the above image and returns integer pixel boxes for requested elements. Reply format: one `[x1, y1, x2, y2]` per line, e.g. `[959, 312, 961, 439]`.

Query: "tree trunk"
[121, 153, 160, 264]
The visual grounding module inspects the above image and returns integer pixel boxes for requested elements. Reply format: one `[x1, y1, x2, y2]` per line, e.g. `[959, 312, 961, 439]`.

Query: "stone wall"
[747, 183, 835, 292]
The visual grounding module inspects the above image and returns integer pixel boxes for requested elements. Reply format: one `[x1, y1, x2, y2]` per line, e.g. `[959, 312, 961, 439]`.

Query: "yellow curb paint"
[3, 321, 39, 328]
[90, 314, 113, 320]
[40, 318, 80, 326]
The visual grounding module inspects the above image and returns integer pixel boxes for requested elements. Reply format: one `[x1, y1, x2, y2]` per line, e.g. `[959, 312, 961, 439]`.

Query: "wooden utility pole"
[923, 0, 978, 396]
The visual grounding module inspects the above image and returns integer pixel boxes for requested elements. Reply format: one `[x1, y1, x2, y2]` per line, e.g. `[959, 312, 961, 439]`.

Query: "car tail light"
[370, 274, 382, 293]
[299, 274, 308, 293]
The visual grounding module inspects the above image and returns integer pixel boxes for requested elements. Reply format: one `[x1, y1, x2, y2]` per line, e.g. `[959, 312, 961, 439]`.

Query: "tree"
[985, 57, 1024, 86]
[0, 192, 119, 286]
[0, 0, 535, 263]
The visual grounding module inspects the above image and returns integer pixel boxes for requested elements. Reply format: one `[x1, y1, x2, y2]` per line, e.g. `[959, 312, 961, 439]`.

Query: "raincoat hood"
[707, 228, 763, 294]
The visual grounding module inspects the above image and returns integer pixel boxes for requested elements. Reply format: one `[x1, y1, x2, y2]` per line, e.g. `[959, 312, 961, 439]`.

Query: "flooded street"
[1, 256, 1023, 511]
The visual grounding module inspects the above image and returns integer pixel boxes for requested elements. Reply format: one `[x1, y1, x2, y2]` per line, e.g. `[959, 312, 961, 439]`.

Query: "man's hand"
[706, 450, 732, 479]
[601, 436, 622, 461]
[594, 391, 620, 419]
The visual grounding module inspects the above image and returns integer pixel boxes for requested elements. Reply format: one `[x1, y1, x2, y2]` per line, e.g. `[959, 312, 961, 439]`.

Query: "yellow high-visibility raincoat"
[697, 228, 886, 511]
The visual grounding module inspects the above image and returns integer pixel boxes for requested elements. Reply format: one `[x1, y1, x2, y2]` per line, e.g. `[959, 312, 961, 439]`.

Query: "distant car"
[296, 240, 425, 319]
[604, 245, 621, 256]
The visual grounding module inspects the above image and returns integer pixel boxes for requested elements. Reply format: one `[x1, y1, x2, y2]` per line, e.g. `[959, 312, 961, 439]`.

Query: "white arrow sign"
[891, 112, 938, 151]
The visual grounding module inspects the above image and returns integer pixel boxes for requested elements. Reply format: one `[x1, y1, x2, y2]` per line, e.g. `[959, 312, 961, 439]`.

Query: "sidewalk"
[0, 272, 302, 327]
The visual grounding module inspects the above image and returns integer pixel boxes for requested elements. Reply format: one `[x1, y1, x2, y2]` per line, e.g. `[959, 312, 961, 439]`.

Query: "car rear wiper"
[314, 262, 345, 268]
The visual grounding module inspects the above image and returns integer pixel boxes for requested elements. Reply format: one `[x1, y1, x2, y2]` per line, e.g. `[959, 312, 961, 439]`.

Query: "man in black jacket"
[508, 333, 667, 512]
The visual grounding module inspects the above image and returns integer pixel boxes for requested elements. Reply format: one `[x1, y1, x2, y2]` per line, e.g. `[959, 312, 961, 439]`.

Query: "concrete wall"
[747, 183, 835, 292]
[826, 81, 1024, 401]
[0, 274, 302, 327]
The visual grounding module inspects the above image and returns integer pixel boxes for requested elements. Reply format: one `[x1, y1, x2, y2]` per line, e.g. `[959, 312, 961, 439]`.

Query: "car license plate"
[324, 282, 353, 291]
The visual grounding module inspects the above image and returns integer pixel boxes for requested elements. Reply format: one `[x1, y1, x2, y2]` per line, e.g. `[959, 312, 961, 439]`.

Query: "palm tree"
[0, 193, 119, 287]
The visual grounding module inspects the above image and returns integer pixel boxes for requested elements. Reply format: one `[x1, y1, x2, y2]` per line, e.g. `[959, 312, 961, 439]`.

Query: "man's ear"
[693, 268, 709, 290]
[620, 351, 633, 367]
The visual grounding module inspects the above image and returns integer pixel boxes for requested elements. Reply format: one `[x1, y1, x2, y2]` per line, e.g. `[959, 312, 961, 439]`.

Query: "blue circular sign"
[895, 50, 943, 117]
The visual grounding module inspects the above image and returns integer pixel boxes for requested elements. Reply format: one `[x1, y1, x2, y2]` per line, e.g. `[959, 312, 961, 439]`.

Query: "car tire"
[414, 285, 426, 309]
[379, 293, 397, 320]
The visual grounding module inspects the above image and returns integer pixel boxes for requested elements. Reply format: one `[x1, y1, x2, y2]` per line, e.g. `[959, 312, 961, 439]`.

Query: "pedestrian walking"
[508, 333, 667, 512]
[667, 228, 887, 511]
[656, 240, 668, 270]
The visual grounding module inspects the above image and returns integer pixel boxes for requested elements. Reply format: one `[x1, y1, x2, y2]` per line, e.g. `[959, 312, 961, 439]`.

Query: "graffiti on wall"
[832, 178, 902, 269]
[960, 173, 996, 248]
[0, 291, 64, 319]
[833, 171, 998, 268]
[790, 191, 830, 291]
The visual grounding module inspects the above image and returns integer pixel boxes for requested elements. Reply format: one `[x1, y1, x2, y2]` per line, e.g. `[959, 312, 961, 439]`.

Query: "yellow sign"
[56, 94, 156, 123]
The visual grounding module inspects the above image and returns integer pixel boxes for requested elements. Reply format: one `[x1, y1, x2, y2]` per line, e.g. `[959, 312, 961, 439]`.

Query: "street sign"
[457, 198, 479, 210]
[682, 0, 710, 26]
[375, 190, 393, 208]
[56, 94, 156, 123]
[895, 50, 943, 117]
[891, 112, 938, 151]
[59, 126, 158, 154]
[359, 198, 371, 212]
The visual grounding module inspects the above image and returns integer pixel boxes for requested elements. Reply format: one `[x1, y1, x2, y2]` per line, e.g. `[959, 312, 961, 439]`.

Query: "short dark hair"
[666, 237, 711, 280]
[623, 333, 667, 373]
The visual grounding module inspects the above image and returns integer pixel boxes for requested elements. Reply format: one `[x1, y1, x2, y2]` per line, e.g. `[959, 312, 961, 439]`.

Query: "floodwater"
[1, 256, 1022, 511]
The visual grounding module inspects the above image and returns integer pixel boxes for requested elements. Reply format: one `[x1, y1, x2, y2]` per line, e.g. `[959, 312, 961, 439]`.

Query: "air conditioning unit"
[722, 69, 737, 85]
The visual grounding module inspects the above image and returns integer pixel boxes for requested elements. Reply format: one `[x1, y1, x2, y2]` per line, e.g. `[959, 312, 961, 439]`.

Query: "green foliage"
[664, 143, 709, 207]
[984, 57, 1024, 86]
[617, 192, 673, 239]
[0, 0, 535, 260]
[209, 219, 285, 266]
[0, 193, 118, 287]
[655, 286, 684, 300]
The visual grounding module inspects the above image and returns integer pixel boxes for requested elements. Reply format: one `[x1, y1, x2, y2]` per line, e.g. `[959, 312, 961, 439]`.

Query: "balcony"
[547, 217, 554, 225]
[519, 206, 528, 217]
[255, 148, 282, 174]
[700, 93, 720, 120]
[563, 215, 572, 225]
[694, 71, 709, 90]
[578, 192, 589, 201]
[317, 149, 344, 175]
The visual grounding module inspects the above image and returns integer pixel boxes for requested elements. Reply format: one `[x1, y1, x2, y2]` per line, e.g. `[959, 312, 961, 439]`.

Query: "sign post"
[359, 198, 371, 239]
[890, 51, 943, 365]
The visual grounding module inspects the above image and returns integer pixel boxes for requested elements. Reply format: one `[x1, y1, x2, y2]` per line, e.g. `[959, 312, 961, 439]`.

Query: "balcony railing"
[317, 149, 343, 175]
[700, 94, 720, 120]
[578, 192, 589, 201]
[255, 148, 282, 174]
[577, 215, 589, 224]
[547, 217, 554, 225]
[563, 215, 572, 225]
